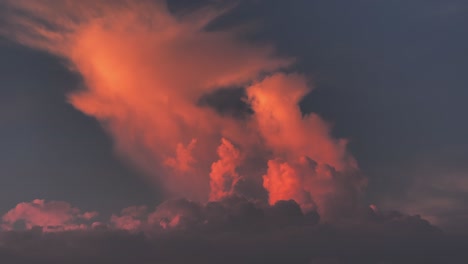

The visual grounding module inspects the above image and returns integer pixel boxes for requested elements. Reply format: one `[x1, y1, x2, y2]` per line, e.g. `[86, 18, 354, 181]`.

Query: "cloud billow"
[0, 0, 466, 262]
[1, 197, 464, 263]
[0, 0, 364, 218]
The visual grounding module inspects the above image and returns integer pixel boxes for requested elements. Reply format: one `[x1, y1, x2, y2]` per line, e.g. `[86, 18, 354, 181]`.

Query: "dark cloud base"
[1, 198, 467, 264]
[1, 224, 466, 264]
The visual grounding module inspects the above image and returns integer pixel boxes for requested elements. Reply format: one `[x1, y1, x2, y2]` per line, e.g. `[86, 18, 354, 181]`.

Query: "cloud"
[1, 199, 97, 232]
[382, 170, 468, 233]
[0, 0, 365, 219]
[246, 73, 366, 218]
[1, 197, 318, 233]
[1, 0, 291, 201]
[1, 0, 467, 262]
[209, 138, 242, 201]
[0, 202, 465, 264]
[110, 206, 148, 232]
[164, 139, 198, 173]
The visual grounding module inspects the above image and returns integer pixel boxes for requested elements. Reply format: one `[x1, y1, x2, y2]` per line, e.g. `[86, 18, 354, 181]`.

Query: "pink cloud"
[110, 206, 148, 232]
[2, 199, 96, 232]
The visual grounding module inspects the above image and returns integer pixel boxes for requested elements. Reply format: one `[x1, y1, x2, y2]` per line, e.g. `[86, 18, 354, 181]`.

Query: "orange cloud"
[209, 138, 242, 201]
[263, 159, 316, 212]
[247, 73, 356, 170]
[164, 139, 198, 173]
[1, 0, 366, 219]
[1, 0, 290, 202]
[247, 73, 366, 218]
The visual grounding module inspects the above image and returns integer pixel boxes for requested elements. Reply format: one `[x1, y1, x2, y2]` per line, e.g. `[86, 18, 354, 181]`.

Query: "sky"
[0, 0, 468, 263]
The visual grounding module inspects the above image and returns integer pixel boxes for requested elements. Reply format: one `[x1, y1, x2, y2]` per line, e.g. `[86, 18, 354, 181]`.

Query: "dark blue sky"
[1, 0, 467, 230]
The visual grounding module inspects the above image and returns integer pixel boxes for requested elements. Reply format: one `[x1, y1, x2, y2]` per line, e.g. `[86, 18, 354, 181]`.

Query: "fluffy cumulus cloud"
[246, 73, 366, 218]
[1, 0, 466, 262]
[109, 206, 148, 232]
[1, 200, 97, 232]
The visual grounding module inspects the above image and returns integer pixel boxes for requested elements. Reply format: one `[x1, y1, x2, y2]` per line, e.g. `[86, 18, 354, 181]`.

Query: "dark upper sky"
[1, 0, 467, 232]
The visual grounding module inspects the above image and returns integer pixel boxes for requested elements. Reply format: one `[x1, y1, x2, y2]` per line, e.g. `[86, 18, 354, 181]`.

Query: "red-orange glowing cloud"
[1, 0, 366, 219]
[247, 73, 356, 170]
[209, 138, 242, 201]
[247, 73, 366, 218]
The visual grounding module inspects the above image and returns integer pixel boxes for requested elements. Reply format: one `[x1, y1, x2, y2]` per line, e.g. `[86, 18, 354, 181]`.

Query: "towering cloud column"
[209, 138, 242, 201]
[247, 73, 366, 218]
[1, 0, 366, 220]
